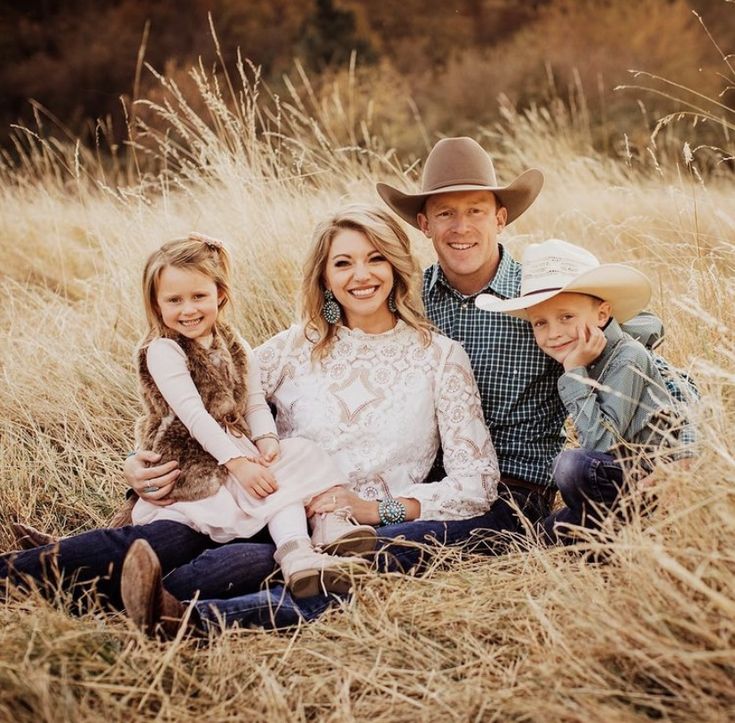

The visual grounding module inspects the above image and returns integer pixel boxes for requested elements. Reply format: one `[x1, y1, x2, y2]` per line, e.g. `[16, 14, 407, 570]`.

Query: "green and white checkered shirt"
[423, 245, 565, 487]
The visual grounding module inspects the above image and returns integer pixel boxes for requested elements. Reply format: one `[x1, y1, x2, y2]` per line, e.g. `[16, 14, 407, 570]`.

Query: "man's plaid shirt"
[423, 245, 565, 487]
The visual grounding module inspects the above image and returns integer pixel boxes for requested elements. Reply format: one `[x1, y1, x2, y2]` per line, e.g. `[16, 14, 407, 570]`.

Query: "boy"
[476, 239, 693, 543]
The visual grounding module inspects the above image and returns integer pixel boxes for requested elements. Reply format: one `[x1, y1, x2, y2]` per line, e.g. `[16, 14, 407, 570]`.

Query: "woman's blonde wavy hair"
[141, 233, 233, 345]
[301, 203, 433, 360]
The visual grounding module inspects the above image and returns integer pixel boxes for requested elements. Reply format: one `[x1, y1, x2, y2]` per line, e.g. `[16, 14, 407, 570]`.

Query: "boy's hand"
[227, 457, 278, 499]
[563, 322, 607, 371]
[255, 437, 280, 466]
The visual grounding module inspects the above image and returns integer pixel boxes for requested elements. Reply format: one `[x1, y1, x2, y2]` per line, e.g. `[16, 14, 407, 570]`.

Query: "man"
[378, 136, 560, 520]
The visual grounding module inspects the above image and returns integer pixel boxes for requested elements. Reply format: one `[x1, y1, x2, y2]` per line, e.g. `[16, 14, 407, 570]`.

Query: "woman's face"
[323, 228, 395, 331]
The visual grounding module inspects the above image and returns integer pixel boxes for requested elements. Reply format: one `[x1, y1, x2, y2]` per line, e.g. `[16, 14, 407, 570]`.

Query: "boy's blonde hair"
[141, 233, 233, 342]
[301, 203, 432, 360]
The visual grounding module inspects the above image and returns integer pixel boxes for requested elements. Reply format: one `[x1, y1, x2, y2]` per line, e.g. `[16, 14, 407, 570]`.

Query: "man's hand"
[227, 457, 278, 499]
[255, 437, 280, 466]
[563, 322, 607, 372]
[123, 450, 180, 506]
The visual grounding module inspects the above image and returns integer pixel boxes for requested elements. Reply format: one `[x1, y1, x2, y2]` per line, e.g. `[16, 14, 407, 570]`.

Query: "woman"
[2, 204, 504, 631]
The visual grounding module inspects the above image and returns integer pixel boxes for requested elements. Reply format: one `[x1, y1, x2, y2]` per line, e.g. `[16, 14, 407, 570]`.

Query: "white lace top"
[255, 321, 499, 520]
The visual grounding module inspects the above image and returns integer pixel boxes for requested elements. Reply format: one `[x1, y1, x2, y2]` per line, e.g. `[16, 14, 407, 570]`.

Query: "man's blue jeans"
[0, 521, 277, 609]
[541, 448, 625, 545]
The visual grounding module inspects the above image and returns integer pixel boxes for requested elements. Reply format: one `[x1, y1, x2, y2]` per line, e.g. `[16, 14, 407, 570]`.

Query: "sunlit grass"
[0, 51, 734, 722]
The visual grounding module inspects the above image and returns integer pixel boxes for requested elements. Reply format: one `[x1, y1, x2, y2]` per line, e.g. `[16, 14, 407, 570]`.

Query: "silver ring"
[143, 485, 160, 494]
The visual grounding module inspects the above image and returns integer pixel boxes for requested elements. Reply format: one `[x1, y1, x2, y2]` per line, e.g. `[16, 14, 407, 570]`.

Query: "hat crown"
[520, 239, 600, 296]
[421, 137, 499, 192]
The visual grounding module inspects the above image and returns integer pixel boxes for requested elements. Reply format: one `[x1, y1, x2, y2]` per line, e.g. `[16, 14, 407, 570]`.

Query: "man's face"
[417, 190, 507, 295]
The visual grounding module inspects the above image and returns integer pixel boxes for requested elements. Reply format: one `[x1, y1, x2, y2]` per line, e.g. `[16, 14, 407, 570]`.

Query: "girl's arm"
[404, 341, 500, 520]
[146, 338, 249, 465]
[238, 337, 279, 442]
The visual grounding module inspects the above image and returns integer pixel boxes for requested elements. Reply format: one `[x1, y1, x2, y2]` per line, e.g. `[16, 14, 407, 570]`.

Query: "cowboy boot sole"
[120, 540, 161, 636]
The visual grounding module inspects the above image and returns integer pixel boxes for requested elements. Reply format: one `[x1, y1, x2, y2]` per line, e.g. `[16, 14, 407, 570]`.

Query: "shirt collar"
[426, 244, 520, 300]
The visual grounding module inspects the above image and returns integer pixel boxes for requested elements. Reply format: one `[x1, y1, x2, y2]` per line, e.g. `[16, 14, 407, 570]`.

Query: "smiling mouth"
[448, 242, 476, 251]
[180, 317, 203, 327]
[347, 286, 379, 298]
[548, 341, 573, 351]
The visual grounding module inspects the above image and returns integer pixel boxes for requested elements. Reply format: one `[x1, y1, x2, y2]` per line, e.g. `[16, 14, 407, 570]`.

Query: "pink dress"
[131, 337, 347, 542]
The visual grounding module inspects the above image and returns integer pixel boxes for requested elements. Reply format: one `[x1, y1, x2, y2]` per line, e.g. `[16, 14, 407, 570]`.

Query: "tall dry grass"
[0, 52, 734, 722]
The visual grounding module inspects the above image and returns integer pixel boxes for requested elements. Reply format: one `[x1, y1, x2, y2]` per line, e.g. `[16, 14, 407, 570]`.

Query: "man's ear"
[495, 205, 508, 231]
[417, 212, 431, 239]
[598, 300, 612, 326]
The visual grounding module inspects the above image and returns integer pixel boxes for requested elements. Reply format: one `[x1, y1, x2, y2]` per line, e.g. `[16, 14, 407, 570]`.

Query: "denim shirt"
[557, 319, 690, 470]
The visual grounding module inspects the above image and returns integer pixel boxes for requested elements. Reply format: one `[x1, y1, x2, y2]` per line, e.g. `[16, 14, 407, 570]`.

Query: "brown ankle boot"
[120, 539, 194, 639]
[11, 523, 59, 550]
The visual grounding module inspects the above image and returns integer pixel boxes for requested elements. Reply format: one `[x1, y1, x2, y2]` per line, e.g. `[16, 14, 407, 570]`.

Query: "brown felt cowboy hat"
[376, 137, 544, 228]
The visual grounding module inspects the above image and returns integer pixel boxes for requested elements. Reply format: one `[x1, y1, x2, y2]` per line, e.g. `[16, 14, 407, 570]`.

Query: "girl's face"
[323, 228, 395, 331]
[156, 265, 223, 343]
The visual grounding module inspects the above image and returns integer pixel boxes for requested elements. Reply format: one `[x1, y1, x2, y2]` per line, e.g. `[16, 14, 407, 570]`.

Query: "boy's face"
[527, 292, 612, 365]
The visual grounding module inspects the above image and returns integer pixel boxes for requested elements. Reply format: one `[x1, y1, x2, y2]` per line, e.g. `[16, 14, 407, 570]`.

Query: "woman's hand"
[123, 450, 180, 506]
[227, 457, 278, 499]
[255, 437, 280, 466]
[306, 486, 380, 525]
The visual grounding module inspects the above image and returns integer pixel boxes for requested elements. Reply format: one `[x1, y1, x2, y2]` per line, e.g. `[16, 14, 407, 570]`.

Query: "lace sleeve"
[408, 340, 500, 520]
[254, 326, 299, 399]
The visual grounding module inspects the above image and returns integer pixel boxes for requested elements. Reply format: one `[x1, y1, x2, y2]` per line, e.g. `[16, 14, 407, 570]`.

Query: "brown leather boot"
[120, 539, 195, 639]
[11, 523, 59, 550]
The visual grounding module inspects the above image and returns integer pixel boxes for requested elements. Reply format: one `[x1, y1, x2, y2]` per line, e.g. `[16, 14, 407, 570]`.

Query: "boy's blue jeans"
[541, 448, 625, 545]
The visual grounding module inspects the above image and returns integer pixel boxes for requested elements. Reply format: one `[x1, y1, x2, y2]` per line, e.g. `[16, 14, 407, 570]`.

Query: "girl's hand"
[123, 450, 180, 506]
[563, 322, 607, 371]
[227, 457, 278, 499]
[255, 437, 280, 466]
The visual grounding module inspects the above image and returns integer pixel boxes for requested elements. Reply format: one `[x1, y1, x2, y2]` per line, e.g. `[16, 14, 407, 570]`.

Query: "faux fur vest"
[135, 323, 250, 501]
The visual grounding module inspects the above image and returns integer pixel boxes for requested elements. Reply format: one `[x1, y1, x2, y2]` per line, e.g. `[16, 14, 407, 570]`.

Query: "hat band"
[521, 286, 563, 297]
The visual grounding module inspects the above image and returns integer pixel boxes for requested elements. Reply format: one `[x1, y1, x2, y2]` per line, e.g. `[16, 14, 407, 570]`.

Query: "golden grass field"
[0, 59, 734, 721]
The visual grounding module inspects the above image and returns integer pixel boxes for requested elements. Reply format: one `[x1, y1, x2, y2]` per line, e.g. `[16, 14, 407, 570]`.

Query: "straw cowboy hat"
[475, 239, 651, 323]
[376, 137, 544, 228]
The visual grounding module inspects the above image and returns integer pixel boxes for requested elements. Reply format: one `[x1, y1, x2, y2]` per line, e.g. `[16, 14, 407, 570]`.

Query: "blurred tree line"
[0, 0, 732, 157]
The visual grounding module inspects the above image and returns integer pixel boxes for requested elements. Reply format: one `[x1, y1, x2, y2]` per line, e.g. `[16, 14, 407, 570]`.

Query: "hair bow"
[189, 232, 224, 250]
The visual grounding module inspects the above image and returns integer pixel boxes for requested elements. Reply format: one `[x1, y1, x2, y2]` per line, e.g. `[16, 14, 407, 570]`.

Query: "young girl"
[131, 232, 375, 597]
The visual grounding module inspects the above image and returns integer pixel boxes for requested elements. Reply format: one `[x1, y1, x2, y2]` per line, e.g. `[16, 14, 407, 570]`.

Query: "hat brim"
[376, 169, 544, 229]
[475, 264, 652, 324]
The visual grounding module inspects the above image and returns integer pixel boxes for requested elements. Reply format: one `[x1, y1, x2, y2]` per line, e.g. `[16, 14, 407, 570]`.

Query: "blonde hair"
[301, 203, 432, 360]
[141, 233, 233, 343]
